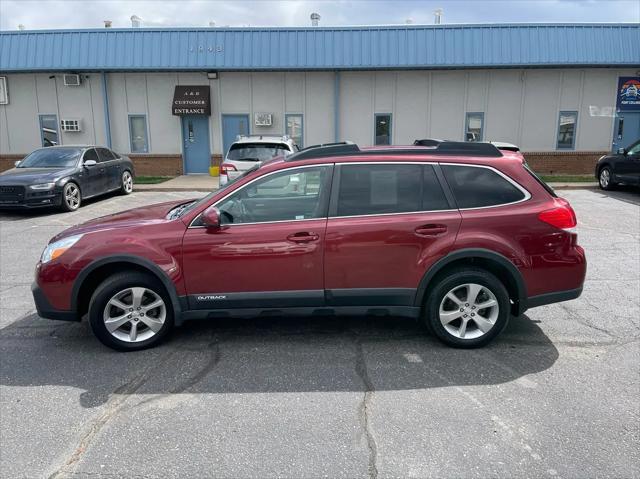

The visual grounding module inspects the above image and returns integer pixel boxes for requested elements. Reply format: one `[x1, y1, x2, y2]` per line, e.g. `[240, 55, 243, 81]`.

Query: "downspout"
[101, 72, 112, 148]
[334, 71, 340, 143]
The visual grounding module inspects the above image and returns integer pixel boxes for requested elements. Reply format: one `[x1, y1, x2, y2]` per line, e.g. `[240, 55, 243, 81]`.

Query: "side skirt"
[178, 305, 421, 324]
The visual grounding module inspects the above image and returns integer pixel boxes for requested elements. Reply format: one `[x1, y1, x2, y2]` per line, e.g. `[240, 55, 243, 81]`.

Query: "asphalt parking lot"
[1, 188, 639, 479]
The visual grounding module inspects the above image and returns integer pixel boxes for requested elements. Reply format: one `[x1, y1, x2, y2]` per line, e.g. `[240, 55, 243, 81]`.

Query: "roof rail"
[287, 140, 503, 161]
[287, 141, 360, 160]
[413, 138, 443, 147]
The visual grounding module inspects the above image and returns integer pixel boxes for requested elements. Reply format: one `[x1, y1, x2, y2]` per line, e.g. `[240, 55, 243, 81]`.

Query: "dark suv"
[32, 141, 586, 351]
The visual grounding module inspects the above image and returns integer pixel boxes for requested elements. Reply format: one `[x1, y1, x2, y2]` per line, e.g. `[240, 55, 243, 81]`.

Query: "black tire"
[598, 166, 616, 191]
[424, 268, 510, 348]
[88, 272, 174, 351]
[120, 170, 133, 195]
[60, 182, 81, 212]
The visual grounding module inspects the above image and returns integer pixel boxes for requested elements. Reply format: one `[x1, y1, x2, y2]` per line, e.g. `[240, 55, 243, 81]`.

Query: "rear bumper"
[31, 282, 78, 321]
[526, 286, 583, 310]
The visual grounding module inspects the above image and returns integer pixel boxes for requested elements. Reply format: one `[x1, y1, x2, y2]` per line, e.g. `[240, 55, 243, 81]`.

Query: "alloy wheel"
[64, 184, 80, 210]
[122, 171, 133, 193]
[439, 283, 500, 340]
[599, 169, 610, 188]
[103, 287, 167, 343]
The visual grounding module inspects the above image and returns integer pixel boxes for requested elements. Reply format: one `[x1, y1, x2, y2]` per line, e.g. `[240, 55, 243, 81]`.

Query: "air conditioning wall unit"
[60, 119, 82, 132]
[254, 112, 273, 127]
[63, 74, 82, 86]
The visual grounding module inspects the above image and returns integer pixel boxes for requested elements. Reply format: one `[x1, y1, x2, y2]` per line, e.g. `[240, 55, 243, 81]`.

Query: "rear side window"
[335, 164, 449, 217]
[96, 148, 116, 162]
[442, 165, 526, 208]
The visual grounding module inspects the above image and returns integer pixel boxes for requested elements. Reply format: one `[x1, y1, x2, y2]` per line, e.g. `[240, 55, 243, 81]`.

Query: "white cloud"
[0, 0, 637, 31]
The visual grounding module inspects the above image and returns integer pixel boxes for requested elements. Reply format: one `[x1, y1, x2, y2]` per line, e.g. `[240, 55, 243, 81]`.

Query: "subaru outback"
[32, 141, 586, 351]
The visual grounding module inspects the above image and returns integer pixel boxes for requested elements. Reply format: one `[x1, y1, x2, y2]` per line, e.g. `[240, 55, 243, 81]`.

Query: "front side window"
[375, 114, 392, 145]
[227, 143, 291, 162]
[18, 147, 80, 168]
[336, 164, 449, 217]
[39, 114, 59, 147]
[129, 115, 148, 153]
[286, 114, 303, 149]
[557, 111, 577, 150]
[626, 140, 640, 156]
[465, 112, 484, 142]
[83, 148, 99, 164]
[442, 165, 526, 208]
[216, 166, 329, 224]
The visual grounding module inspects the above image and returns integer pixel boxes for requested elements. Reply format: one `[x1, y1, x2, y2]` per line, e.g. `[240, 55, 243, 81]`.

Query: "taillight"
[538, 198, 577, 230]
[220, 163, 237, 175]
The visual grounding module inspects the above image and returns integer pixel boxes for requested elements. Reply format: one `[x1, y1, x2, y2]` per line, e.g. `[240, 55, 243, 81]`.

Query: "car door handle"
[415, 224, 448, 236]
[286, 232, 320, 243]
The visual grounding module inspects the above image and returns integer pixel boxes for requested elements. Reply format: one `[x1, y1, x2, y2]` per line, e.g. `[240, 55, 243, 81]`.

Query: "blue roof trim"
[1, 23, 638, 72]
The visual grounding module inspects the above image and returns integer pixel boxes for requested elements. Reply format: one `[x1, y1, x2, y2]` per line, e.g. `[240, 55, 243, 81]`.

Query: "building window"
[557, 111, 578, 150]
[128, 115, 149, 153]
[375, 114, 392, 145]
[465, 112, 484, 142]
[286, 114, 303, 149]
[39, 114, 59, 147]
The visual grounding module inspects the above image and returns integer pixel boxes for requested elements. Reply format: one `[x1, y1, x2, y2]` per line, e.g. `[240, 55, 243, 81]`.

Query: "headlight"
[30, 183, 55, 190]
[40, 234, 83, 263]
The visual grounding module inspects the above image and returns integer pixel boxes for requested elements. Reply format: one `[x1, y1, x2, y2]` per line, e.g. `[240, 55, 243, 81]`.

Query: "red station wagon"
[32, 141, 586, 351]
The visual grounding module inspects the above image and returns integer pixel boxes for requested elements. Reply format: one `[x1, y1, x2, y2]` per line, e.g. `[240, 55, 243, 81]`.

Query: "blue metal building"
[0, 23, 638, 174]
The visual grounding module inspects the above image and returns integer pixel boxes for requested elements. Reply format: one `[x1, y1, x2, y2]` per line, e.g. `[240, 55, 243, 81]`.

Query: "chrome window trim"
[188, 160, 531, 228]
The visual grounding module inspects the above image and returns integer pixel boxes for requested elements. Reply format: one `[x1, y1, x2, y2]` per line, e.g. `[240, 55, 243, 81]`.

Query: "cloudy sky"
[0, 0, 638, 31]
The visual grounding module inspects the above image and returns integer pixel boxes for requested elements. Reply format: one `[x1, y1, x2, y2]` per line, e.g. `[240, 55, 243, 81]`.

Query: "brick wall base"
[0, 154, 224, 177]
[0, 155, 23, 172]
[523, 151, 606, 175]
[1, 152, 602, 176]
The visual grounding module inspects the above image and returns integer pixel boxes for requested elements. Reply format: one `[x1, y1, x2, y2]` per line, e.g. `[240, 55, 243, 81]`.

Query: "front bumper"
[0, 189, 62, 209]
[31, 282, 77, 321]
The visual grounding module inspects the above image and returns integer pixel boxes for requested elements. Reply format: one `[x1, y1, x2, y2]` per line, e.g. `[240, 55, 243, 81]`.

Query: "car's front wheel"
[88, 272, 174, 351]
[425, 268, 510, 348]
[120, 170, 133, 195]
[598, 167, 616, 190]
[60, 182, 81, 212]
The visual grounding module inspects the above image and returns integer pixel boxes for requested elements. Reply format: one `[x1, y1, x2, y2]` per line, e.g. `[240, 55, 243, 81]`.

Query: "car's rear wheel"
[88, 272, 174, 351]
[60, 182, 81, 212]
[121, 170, 133, 195]
[599, 167, 616, 190]
[424, 268, 510, 348]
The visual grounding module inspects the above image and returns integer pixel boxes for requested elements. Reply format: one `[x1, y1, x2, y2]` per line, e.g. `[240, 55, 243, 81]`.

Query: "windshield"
[18, 148, 81, 168]
[227, 143, 290, 162]
[169, 164, 261, 219]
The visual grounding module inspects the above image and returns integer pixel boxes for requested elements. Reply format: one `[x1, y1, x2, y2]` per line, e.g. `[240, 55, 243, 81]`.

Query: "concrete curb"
[548, 183, 599, 190]
[134, 186, 215, 193]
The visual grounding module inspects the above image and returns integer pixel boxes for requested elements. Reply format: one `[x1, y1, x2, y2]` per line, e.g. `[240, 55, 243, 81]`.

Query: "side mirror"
[201, 206, 221, 228]
[14, 160, 20, 167]
[84, 159, 97, 167]
[617, 147, 626, 155]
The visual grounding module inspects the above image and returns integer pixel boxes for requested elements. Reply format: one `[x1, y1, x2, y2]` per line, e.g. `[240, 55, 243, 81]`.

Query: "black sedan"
[0, 146, 135, 212]
[595, 139, 640, 190]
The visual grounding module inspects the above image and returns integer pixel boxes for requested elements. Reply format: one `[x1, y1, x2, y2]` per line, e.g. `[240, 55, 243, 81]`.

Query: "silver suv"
[220, 135, 298, 185]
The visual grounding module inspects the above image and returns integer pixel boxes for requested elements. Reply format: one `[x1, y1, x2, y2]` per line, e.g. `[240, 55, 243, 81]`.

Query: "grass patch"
[539, 175, 595, 183]
[135, 176, 174, 184]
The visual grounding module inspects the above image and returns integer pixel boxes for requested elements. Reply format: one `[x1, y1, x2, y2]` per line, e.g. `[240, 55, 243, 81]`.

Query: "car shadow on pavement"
[0, 312, 558, 408]
[595, 185, 640, 205]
